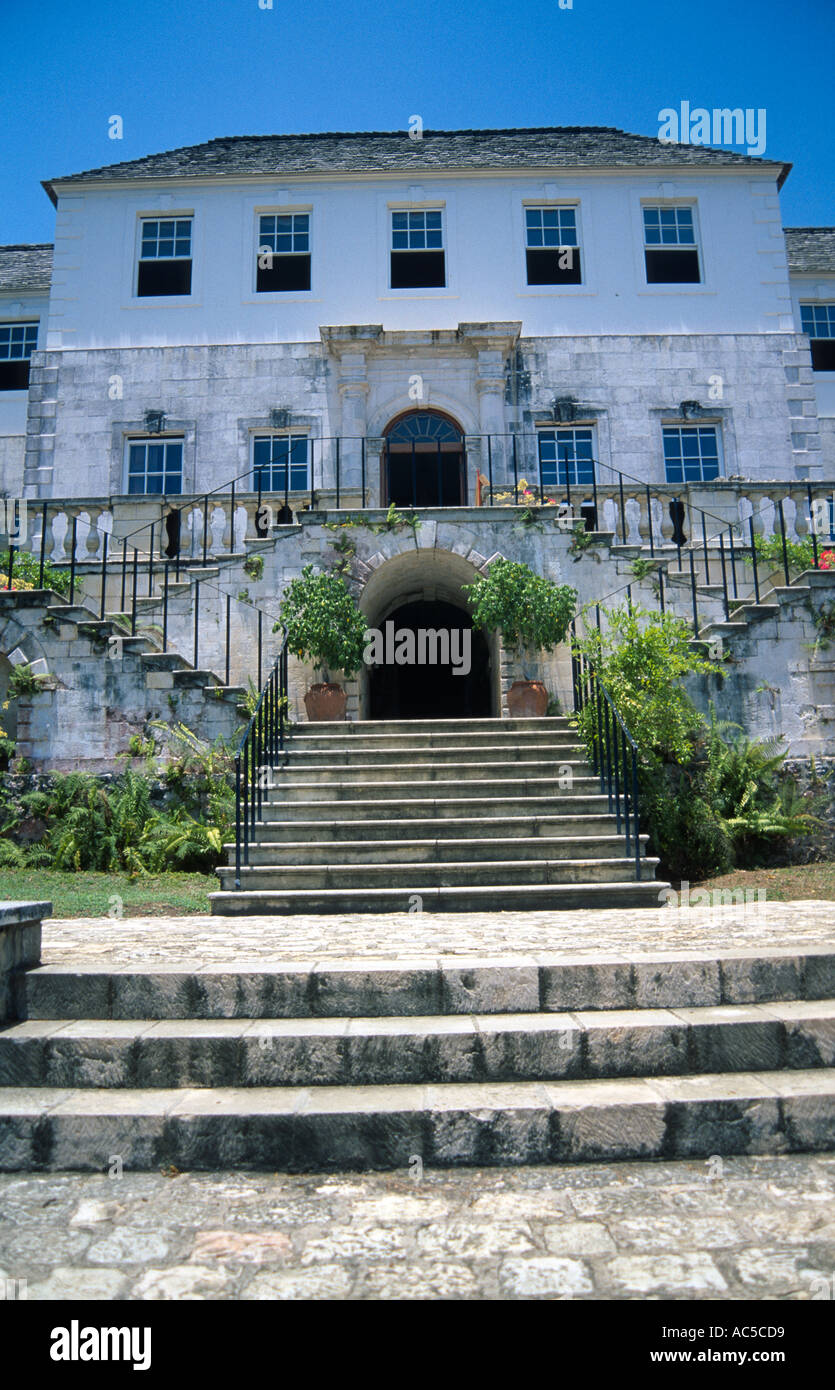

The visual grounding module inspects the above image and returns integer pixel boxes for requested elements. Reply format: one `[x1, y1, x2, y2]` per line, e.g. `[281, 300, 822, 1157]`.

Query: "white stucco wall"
[45, 170, 791, 350]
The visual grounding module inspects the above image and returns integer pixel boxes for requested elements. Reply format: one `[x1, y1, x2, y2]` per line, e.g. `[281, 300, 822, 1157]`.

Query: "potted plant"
[463, 558, 576, 717]
[277, 565, 368, 721]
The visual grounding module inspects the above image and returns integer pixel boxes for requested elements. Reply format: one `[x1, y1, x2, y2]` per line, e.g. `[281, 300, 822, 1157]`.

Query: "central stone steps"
[210, 716, 664, 914]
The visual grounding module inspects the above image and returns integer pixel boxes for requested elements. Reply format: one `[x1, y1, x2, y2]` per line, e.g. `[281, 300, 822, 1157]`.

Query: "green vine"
[8, 663, 49, 698]
[567, 523, 602, 563]
[629, 557, 657, 581]
[243, 554, 264, 582]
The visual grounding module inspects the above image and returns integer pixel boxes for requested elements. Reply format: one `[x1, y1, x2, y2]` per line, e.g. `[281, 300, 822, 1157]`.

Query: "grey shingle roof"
[43, 126, 790, 202]
[785, 228, 835, 274]
[0, 244, 53, 293]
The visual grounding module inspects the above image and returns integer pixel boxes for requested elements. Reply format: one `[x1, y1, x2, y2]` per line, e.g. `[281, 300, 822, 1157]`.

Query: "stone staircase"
[1, 946, 834, 1171]
[209, 717, 666, 915]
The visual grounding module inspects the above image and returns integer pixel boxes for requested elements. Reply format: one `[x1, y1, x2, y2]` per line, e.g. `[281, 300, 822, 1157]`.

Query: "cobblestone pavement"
[1, 1154, 834, 1300]
[41, 901, 835, 968]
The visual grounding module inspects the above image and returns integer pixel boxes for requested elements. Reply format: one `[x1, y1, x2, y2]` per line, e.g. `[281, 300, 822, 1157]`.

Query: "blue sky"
[2, 0, 833, 243]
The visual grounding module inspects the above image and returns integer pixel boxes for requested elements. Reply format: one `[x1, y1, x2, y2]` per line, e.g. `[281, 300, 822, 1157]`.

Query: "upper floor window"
[390, 210, 445, 289]
[662, 425, 721, 483]
[800, 303, 835, 371]
[252, 434, 309, 492]
[643, 206, 701, 284]
[126, 438, 183, 494]
[257, 213, 311, 293]
[137, 218, 193, 297]
[0, 322, 38, 390]
[538, 427, 595, 486]
[525, 207, 582, 285]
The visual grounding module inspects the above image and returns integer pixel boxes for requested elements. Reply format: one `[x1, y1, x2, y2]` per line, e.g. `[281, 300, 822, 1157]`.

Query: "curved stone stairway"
[209, 717, 666, 915]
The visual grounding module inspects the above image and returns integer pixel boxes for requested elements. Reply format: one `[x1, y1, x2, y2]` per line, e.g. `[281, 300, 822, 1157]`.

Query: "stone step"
[215, 857, 658, 891]
[292, 717, 572, 736]
[2, 1001, 833, 1091]
[2, 1068, 833, 1171]
[245, 813, 624, 841]
[255, 793, 613, 821]
[281, 741, 586, 766]
[208, 881, 667, 914]
[229, 833, 648, 866]
[286, 730, 582, 753]
[261, 776, 601, 803]
[270, 759, 593, 785]
[22, 949, 835, 1022]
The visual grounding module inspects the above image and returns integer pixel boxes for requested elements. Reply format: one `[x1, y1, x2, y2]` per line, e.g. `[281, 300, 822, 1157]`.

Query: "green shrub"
[1, 727, 238, 876]
[571, 606, 818, 880]
[463, 559, 576, 660]
[0, 548, 73, 597]
[572, 603, 720, 767]
[277, 564, 368, 680]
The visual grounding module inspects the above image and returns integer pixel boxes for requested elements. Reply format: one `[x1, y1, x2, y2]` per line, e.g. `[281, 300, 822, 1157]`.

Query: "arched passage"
[358, 548, 500, 720]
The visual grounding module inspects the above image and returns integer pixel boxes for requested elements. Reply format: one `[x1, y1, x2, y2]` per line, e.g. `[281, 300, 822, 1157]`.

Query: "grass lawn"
[0, 870, 216, 918]
[689, 862, 835, 902]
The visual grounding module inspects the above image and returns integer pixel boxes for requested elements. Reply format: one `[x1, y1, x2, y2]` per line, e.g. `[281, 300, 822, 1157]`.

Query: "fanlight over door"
[383, 411, 466, 507]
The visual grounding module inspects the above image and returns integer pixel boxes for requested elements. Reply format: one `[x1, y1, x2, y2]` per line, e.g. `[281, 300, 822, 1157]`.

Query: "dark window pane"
[390, 250, 446, 289]
[0, 360, 30, 390]
[256, 255, 311, 292]
[811, 340, 835, 371]
[645, 248, 700, 283]
[137, 259, 192, 296]
[526, 247, 582, 285]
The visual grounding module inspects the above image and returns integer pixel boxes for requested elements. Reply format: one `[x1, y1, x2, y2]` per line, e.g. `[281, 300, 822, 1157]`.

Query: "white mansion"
[1, 127, 835, 757]
[0, 125, 833, 510]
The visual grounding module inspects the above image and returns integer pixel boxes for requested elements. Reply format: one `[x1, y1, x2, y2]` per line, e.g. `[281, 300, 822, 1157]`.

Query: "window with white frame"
[525, 207, 581, 285]
[257, 213, 311, 292]
[252, 434, 309, 492]
[137, 218, 193, 296]
[126, 438, 183, 494]
[390, 210, 445, 288]
[538, 428, 595, 486]
[643, 206, 701, 283]
[800, 303, 835, 372]
[0, 322, 38, 390]
[662, 425, 721, 483]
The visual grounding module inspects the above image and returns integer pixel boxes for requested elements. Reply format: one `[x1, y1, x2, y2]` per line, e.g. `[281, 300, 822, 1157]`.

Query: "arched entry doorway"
[359, 548, 500, 720]
[382, 409, 467, 507]
[368, 599, 490, 720]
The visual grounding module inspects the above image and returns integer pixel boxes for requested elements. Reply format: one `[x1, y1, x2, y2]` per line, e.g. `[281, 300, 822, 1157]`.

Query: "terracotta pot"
[507, 679, 548, 718]
[304, 682, 347, 722]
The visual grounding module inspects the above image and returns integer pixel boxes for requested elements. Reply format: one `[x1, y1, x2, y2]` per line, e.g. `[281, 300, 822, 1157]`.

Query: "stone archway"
[357, 547, 502, 720]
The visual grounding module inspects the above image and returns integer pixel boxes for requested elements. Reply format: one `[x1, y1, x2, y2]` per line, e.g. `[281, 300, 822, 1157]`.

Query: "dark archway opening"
[368, 600, 491, 720]
[383, 410, 467, 508]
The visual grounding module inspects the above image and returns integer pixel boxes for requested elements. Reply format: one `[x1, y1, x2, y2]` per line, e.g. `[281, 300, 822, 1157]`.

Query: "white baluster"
[759, 496, 775, 539]
[209, 505, 226, 555]
[50, 511, 68, 563]
[233, 504, 249, 551]
[187, 507, 202, 559]
[75, 511, 91, 561]
[625, 495, 642, 545]
[93, 509, 113, 560]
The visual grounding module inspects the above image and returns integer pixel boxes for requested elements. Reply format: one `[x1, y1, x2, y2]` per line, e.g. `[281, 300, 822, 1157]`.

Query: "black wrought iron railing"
[234, 632, 289, 889]
[571, 632, 642, 879]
